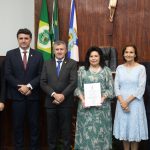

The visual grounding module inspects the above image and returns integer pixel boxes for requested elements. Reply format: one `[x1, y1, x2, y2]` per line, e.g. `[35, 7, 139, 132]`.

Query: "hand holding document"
[84, 83, 102, 107]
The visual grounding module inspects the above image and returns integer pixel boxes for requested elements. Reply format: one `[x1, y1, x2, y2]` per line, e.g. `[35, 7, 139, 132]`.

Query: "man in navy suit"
[0, 58, 6, 111]
[40, 40, 77, 150]
[143, 62, 150, 149]
[0, 58, 6, 148]
[5, 28, 43, 150]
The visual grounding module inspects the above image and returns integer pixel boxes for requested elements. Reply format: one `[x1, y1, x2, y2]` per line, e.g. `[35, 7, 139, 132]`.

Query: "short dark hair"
[84, 46, 106, 70]
[122, 44, 138, 61]
[17, 28, 32, 38]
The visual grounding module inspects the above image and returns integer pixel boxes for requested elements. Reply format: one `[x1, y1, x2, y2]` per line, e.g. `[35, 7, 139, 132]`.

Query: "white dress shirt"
[19, 47, 33, 90]
[19, 47, 30, 62]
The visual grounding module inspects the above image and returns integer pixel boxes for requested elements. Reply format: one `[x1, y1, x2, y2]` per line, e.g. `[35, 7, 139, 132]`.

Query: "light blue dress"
[113, 64, 148, 142]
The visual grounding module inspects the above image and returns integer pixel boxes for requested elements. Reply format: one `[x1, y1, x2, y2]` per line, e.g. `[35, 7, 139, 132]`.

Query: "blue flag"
[68, 0, 79, 61]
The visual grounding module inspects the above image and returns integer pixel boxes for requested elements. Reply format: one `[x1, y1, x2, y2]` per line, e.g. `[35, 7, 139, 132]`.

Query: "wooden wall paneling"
[142, 0, 150, 61]
[58, 0, 70, 42]
[35, 0, 150, 63]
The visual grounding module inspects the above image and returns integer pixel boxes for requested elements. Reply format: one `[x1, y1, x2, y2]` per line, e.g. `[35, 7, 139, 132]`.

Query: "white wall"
[0, 0, 34, 56]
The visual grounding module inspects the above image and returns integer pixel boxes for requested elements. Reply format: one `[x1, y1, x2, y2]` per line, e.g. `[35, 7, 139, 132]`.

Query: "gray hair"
[53, 40, 67, 49]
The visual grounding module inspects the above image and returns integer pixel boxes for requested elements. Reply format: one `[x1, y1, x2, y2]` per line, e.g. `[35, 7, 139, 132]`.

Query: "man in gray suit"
[40, 40, 77, 150]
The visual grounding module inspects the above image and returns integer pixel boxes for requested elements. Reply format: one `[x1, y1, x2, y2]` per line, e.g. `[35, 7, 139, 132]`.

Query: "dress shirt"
[51, 58, 65, 97]
[55, 58, 64, 69]
[19, 47, 30, 62]
[19, 47, 33, 90]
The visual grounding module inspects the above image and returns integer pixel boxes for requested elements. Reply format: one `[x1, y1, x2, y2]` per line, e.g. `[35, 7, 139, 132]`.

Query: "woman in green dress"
[74, 46, 114, 150]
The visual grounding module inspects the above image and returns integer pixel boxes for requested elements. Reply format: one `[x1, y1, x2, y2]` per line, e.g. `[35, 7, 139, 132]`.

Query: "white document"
[84, 83, 102, 107]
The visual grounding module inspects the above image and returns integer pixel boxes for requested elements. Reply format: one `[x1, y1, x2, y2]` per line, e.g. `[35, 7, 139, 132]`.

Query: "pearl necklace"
[89, 66, 101, 73]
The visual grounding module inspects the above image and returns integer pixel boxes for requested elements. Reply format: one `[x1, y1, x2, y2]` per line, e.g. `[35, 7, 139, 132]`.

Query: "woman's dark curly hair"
[122, 44, 138, 62]
[84, 46, 106, 70]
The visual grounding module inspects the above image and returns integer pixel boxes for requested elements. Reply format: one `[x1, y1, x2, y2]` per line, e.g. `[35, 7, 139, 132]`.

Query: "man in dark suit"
[5, 28, 43, 150]
[141, 62, 150, 150]
[40, 40, 77, 150]
[0, 58, 6, 111]
[143, 62, 150, 149]
[0, 58, 6, 149]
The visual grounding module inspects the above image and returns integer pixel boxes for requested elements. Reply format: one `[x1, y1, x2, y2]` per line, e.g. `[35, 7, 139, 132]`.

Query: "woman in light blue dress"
[113, 45, 148, 150]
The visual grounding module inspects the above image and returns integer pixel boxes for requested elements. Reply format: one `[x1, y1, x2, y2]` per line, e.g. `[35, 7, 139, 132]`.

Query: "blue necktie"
[56, 60, 62, 77]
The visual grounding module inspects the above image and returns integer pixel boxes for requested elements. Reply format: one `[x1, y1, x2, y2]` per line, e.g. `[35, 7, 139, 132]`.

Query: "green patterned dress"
[74, 66, 114, 150]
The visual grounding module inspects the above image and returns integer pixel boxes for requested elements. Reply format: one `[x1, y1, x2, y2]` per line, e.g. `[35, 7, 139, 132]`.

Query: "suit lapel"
[15, 48, 25, 70]
[48, 59, 58, 79]
[59, 58, 68, 78]
[26, 48, 34, 70]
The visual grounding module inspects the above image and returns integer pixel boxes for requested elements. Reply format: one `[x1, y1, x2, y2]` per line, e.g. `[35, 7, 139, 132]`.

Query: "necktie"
[56, 60, 62, 77]
[23, 50, 27, 69]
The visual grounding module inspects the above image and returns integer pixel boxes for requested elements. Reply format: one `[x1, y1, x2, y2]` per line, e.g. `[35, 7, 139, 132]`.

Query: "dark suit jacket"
[0, 58, 6, 103]
[40, 58, 77, 108]
[5, 48, 43, 101]
[142, 62, 150, 113]
[146, 63, 150, 96]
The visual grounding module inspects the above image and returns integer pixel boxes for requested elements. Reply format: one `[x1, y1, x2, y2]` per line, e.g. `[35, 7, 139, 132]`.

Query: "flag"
[37, 0, 52, 61]
[68, 0, 79, 61]
[50, 0, 59, 43]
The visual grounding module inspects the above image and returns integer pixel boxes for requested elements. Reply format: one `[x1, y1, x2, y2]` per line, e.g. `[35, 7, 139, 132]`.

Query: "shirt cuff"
[27, 83, 33, 90]
[51, 92, 56, 97]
